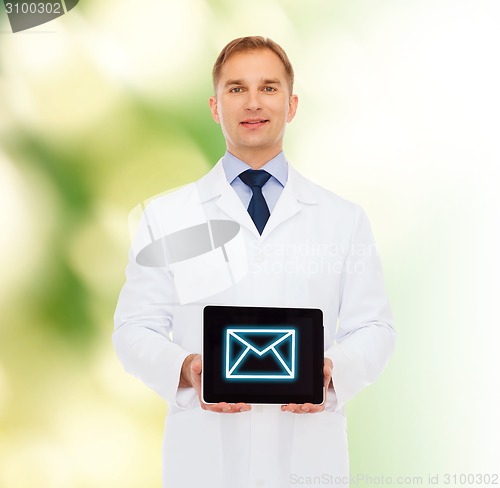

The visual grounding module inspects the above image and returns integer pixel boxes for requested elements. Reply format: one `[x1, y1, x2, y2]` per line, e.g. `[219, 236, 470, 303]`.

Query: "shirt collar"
[222, 150, 289, 187]
[196, 157, 318, 205]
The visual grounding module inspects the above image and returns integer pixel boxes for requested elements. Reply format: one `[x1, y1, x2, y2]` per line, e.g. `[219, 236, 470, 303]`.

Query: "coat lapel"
[261, 165, 318, 240]
[196, 160, 257, 234]
[196, 160, 319, 240]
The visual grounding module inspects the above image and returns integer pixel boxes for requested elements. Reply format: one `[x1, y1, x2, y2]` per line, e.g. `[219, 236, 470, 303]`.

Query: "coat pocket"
[162, 409, 224, 487]
[289, 411, 349, 487]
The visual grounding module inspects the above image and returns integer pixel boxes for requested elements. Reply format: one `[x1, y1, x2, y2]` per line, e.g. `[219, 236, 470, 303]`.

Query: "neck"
[228, 147, 283, 169]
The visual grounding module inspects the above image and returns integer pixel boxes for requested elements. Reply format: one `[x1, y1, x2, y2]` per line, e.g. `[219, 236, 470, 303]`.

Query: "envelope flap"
[229, 329, 293, 355]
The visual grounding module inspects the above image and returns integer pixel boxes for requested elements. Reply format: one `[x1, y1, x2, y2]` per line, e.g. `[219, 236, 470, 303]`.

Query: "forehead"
[217, 49, 288, 86]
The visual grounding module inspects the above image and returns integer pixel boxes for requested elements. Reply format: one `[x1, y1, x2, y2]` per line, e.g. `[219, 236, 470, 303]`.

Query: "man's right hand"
[179, 354, 252, 414]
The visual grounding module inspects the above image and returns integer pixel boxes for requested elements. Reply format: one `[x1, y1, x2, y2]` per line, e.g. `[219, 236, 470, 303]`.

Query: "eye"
[229, 87, 243, 93]
[263, 86, 277, 92]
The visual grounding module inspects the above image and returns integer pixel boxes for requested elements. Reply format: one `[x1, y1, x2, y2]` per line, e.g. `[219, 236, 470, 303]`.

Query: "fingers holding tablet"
[184, 353, 252, 413]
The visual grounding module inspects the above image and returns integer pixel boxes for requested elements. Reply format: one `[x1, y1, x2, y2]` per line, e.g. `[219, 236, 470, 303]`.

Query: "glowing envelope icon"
[4, 0, 79, 33]
[225, 328, 296, 380]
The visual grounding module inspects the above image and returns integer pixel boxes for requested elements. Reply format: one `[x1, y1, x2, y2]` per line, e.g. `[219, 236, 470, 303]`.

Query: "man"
[114, 36, 396, 488]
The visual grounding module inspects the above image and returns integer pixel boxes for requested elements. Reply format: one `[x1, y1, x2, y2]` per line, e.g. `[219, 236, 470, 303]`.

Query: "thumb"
[190, 355, 202, 376]
[323, 359, 333, 387]
[324, 363, 332, 377]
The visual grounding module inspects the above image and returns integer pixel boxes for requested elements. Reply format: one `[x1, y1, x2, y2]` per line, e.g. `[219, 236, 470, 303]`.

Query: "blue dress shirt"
[221, 151, 288, 214]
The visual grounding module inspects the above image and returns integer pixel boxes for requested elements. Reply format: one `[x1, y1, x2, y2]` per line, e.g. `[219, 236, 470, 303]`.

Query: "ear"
[287, 94, 299, 123]
[209, 96, 220, 124]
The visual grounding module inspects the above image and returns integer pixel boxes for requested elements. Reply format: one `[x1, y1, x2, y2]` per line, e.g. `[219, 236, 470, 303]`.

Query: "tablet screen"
[202, 306, 324, 405]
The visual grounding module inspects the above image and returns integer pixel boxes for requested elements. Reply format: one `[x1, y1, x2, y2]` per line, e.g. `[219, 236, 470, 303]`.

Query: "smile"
[240, 119, 269, 128]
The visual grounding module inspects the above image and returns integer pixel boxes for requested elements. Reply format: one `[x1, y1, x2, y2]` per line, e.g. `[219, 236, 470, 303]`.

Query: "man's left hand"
[280, 357, 333, 414]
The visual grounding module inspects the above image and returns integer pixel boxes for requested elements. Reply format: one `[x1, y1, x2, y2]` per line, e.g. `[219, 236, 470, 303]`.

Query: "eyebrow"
[262, 78, 282, 86]
[223, 78, 283, 88]
[224, 79, 244, 87]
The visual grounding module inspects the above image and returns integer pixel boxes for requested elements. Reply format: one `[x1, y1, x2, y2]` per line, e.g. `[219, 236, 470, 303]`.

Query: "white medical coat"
[113, 160, 396, 488]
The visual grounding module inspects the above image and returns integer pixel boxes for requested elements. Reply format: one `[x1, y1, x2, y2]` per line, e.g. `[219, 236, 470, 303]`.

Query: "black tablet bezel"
[202, 305, 324, 405]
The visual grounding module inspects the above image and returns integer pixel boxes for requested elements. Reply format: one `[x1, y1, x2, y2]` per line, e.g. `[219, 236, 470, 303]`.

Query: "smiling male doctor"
[114, 36, 396, 488]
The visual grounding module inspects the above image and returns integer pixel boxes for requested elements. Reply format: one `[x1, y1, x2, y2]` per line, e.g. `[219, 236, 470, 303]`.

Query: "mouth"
[240, 119, 269, 128]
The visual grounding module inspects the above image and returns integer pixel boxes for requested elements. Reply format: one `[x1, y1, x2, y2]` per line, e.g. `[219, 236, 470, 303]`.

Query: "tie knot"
[239, 169, 272, 190]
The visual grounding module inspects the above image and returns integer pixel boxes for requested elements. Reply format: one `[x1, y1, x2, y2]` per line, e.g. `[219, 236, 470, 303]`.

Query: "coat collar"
[196, 159, 318, 239]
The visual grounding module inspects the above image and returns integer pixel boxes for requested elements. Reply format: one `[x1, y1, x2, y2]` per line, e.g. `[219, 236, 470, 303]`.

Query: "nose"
[244, 89, 261, 111]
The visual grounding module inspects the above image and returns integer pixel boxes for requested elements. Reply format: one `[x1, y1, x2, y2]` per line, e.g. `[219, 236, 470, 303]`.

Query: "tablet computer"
[202, 305, 324, 405]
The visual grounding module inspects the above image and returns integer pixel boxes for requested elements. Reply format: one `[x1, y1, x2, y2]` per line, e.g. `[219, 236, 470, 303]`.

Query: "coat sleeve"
[113, 245, 195, 409]
[324, 206, 396, 411]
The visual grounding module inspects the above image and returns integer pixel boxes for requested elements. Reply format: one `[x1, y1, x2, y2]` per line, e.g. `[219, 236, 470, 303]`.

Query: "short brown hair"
[212, 36, 295, 94]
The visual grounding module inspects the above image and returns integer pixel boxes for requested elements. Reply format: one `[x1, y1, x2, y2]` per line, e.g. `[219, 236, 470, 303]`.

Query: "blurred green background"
[1, 0, 499, 487]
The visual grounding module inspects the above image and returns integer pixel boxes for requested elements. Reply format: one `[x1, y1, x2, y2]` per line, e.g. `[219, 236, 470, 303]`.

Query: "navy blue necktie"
[239, 169, 272, 234]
